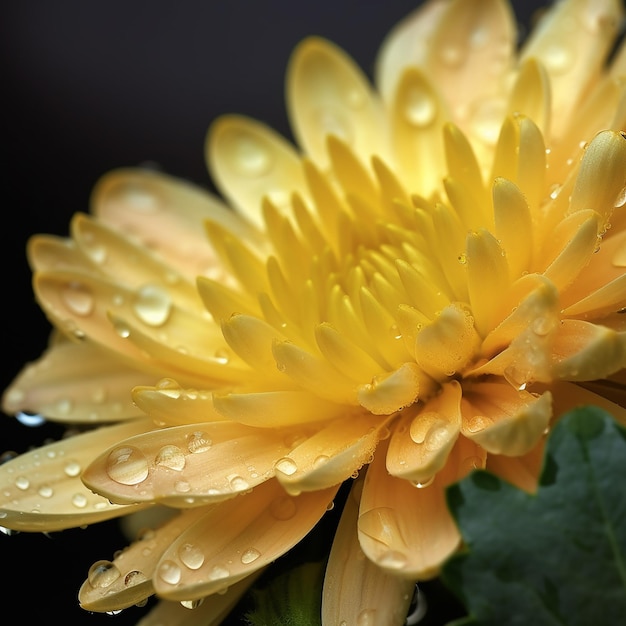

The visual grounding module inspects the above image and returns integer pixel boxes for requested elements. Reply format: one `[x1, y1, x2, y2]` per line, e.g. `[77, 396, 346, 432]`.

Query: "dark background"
[1, 1, 543, 623]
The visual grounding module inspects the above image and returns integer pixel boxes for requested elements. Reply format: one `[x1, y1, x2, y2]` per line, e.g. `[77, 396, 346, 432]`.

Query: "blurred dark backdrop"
[1, 1, 543, 623]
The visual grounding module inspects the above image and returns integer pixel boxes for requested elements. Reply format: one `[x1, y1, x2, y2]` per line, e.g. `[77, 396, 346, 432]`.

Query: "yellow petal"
[287, 36, 383, 168]
[460, 381, 553, 456]
[358, 439, 464, 579]
[153, 479, 338, 600]
[206, 114, 308, 228]
[82, 422, 300, 506]
[2, 341, 154, 422]
[322, 478, 414, 626]
[213, 390, 342, 428]
[551, 319, 626, 380]
[386, 381, 462, 484]
[507, 58, 551, 136]
[0, 420, 152, 531]
[357, 363, 422, 415]
[415, 304, 481, 379]
[274, 413, 388, 495]
[486, 437, 545, 493]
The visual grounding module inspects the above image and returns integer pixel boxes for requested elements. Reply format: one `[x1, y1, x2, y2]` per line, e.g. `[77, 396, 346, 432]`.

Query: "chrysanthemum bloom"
[2, 0, 626, 623]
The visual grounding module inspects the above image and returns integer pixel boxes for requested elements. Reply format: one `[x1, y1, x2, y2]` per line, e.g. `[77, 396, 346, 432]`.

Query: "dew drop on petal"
[155, 445, 186, 471]
[240, 547, 261, 564]
[158, 560, 182, 585]
[178, 543, 205, 570]
[269, 495, 297, 521]
[208, 564, 230, 580]
[228, 475, 250, 492]
[88, 561, 121, 588]
[274, 457, 298, 476]
[411, 476, 435, 489]
[186, 431, 212, 454]
[614, 186, 626, 208]
[180, 598, 203, 609]
[61, 281, 95, 317]
[404, 86, 437, 128]
[124, 570, 147, 587]
[133, 284, 172, 327]
[15, 476, 29, 490]
[231, 136, 272, 177]
[378, 550, 408, 570]
[72, 493, 88, 508]
[543, 42, 575, 74]
[106, 446, 149, 485]
[356, 609, 377, 626]
[64, 460, 81, 477]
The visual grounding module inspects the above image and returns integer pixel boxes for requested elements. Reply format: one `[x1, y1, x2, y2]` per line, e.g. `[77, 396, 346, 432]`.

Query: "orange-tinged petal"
[2, 341, 154, 422]
[460, 381, 552, 456]
[206, 115, 308, 228]
[82, 422, 303, 506]
[0, 420, 152, 531]
[274, 412, 389, 495]
[358, 439, 466, 579]
[486, 436, 545, 493]
[386, 381, 462, 484]
[153, 479, 338, 600]
[322, 478, 414, 626]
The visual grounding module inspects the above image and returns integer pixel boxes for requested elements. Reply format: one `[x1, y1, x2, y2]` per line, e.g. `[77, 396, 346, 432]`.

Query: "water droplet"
[457, 252, 467, 265]
[155, 445, 186, 471]
[38, 485, 53, 498]
[124, 570, 147, 587]
[178, 543, 205, 570]
[15, 410, 45, 426]
[61, 281, 95, 317]
[269, 495, 297, 521]
[15, 476, 29, 490]
[180, 598, 203, 609]
[614, 186, 626, 208]
[208, 564, 230, 580]
[240, 547, 261, 564]
[544, 42, 574, 74]
[64, 460, 81, 477]
[274, 457, 297, 476]
[214, 348, 230, 364]
[156, 378, 182, 399]
[187, 431, 212, 454]
[113, 319, 131, 338]
[228, 475, 250, 492]
[466, 414, 493, 433]
[412, 476, 435, 489]
[378, 550, 408, 570]
[231, 136, 272, 177]
[133, 284, 172, 327]
[404, 86, 436, 127]
[175, 480, 191, 493]
[357, 609, 377, 626]
[158, 560, 182, 585]
[313, 455, 329, 468]
[88, 561, 121, 588]
[106, 446, 149, 485]
[72, 493, 88, 508]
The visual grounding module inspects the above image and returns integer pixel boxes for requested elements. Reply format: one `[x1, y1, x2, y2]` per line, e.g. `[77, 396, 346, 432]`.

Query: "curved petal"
[460, 380, 552, 456]
[206, 114, 309, 228]
[2, 341, 154, 422]
[358, 439, 467, 580]
[287, 36, 384, 168]
[0, 420, 152, 531]
[153, 479, 338, 600]
[82, 422, 304, 506]
[322, 478, 414, 626]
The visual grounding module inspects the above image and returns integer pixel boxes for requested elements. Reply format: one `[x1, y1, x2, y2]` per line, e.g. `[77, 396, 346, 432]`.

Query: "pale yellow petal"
[460, 381, 552, 456]
[153, 479, 338, 600]
[287, 37, 384, 168]
[358, 439, 466, 579]
[357, 363, 423, 416]
[27, 233, 98, 274]
[274, 413, 389, 495]
[386, 381, 462, 484]
[507, 57, 551, 136]
[322, 478, 414, 626]
[0, 420, 152, 531]
[82, 422, 303, 506]
[206, 114, 309, 228]
[2, 341, 155, 422]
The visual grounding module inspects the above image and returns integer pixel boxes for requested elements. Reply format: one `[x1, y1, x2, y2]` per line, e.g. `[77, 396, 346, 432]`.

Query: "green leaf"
[442, 406, 626, 626]
[244, 560, 324, 626]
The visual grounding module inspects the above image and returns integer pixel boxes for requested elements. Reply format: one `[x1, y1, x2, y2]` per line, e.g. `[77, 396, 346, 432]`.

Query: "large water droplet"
[72, 493, 88, 508]
[64, 460, 81, 477]
[228, 475, 250, 492]
[106, 446, 149, 485]
[158, 560, 182, 585]
[274, 457, 297, 476]
[404, 86, 437, 127]
[356, 608, 377, 626]
[187, 431, 212, 454]
[378, 550, 408, 570]
[124, 570, 148, 587]
[543, 42, 575, 75]
[133, 284, 172, 327]
[178, 543, 205, 570]
[231, 136, 272, 177]
[240, 547, 261, 564]
[155, 445, 186, 471]
[88, 560, 121, 588]
[61, 281, 95, 317]
[208, 564, 230, 580]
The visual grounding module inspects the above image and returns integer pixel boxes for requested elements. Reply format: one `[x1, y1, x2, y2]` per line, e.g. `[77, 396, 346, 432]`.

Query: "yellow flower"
[2, 0, 626, 623]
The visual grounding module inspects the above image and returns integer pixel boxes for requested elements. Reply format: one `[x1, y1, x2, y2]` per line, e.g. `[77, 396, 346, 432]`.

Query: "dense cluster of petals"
[2, 0, 626, 623]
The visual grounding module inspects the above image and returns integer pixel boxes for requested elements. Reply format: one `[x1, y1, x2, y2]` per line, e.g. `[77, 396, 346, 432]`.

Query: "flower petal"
[274, 413, 389, 495]
[287, 36, 383, 168]
[206, 114, 308, 228]
[82, 422, 302, 506]
[153, 479, 338, 600]
[358, 439, 466, 579]
[357, 363, 422, 415]
[2, 340, 154, 422]
[460, 380, 552, 456]
[322, 478, 414, 626]
[386, 381, 463, 484]
[0, 420, 152, 531]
